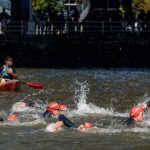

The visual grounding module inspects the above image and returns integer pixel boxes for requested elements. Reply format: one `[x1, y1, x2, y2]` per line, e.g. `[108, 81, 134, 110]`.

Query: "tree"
[132, 0, 150, 13]
[32, 0, 61, 12]
[140, 0, 150, 12]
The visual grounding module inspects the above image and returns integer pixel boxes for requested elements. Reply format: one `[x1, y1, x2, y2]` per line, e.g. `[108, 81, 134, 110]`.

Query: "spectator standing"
[72, 7, 79, 32]
[0, 8, 10, 34]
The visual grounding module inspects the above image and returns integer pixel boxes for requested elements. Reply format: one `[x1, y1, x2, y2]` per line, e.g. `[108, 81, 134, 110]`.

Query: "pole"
[29, 0, 32, 21]
[107, 0, 109, 10]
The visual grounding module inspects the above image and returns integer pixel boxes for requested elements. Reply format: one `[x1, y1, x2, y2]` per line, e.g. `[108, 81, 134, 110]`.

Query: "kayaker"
[45, 102, 93, 132]
[121, 101, 150, 126]
[0, 56, 18, 81]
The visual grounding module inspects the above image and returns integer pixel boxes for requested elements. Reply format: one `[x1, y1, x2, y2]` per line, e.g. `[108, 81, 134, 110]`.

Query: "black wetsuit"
[42, 111, 76, 128]
[58, 114, 76, 128]
[0, 117, 4, 122]
[121, 117, 134, 126]
[42, 110, 52, 118]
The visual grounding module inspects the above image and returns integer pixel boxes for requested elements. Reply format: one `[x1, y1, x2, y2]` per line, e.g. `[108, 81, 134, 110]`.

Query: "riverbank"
[0, 32, 150, 68]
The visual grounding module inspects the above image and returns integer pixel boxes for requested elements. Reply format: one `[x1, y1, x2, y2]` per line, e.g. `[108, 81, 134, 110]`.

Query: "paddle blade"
[26, 82, 44, 89]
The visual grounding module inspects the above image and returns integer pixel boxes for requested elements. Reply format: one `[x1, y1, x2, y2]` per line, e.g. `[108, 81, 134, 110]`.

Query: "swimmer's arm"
[42, 110, 52, 118]
[58, 114, 76, 128]
[121, 117, 134, 126]
[54, 121, 64, 131]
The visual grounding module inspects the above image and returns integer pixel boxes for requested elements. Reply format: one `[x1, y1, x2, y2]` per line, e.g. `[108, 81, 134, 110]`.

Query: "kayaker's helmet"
[7, 114, 18, 121]
[129, 106, 144, 121]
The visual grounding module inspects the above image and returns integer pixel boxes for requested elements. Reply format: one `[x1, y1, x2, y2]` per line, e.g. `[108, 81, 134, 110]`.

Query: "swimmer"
[14, 101, 35, 108]
[121, 101, 150, 126]
[45, 102, 93, 132]
[7, 114, 18, 121]
[42, 102, 68, 118]
[0, 114, 18, 122]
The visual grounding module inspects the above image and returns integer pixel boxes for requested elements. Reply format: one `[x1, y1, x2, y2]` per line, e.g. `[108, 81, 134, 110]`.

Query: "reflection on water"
[1, 69, 150, 150]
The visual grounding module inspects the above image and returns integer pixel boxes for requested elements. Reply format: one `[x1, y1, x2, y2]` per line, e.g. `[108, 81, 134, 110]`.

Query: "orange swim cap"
[47, 102, 68, 113]
[47, 102, 60, 110]
[59, 105, 68, 111]
[84, 122, 93, 128]
[47, 102, 60, 113]
[7, 114, 18, 121]
[129, 106, 144, 118]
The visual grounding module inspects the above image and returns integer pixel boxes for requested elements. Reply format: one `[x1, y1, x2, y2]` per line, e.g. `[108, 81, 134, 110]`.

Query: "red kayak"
[0, 80, 20, 91]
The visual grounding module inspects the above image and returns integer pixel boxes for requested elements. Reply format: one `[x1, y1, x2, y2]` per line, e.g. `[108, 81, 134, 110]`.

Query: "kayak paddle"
[4, 79, 44, 89]
[20, 81, 44, 89]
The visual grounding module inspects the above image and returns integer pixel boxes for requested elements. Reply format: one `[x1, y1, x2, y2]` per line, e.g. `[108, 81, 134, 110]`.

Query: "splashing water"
[45, 123, 63, 132]
[3, 90, 50, 127]
[69, 80, 127, 117]
[11, 90, 48, 114]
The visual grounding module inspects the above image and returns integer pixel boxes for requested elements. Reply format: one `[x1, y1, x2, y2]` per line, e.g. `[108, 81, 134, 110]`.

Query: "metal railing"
[0, 20, 150, 35]
[0, 21, 27, 35]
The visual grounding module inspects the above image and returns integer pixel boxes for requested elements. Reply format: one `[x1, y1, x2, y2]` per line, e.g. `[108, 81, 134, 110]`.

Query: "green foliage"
[132, 0, 150, 13]
[32, 0, 85, 12]
[141, 0, 150, 12]
[32, 0, 63, 12]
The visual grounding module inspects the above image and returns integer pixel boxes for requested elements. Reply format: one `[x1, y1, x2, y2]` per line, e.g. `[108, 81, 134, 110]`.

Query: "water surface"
[1, 69, 150, 150]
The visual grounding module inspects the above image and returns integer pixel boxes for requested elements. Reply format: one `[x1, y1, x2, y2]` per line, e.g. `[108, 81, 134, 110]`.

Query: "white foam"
[0, 111, 7, 118]
[97, 127, 150, 134]
[11, 103, 31, 113]
[0, 119, 46, 127]
[45, 123, 56, 132]
[11, 101, 46, 114]
[68, 80, 128, 118]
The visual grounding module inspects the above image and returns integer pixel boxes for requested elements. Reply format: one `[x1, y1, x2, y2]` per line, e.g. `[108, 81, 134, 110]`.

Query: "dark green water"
[1, 69, 150, 150]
